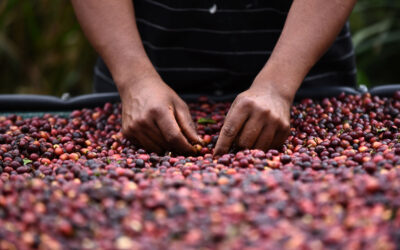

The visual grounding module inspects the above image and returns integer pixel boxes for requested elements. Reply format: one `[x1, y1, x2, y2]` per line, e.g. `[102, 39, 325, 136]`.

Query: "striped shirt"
[95, 0, 357, 95]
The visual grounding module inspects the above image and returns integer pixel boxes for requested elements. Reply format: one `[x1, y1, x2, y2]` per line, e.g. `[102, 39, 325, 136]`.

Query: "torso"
[96, 0, 357, 95]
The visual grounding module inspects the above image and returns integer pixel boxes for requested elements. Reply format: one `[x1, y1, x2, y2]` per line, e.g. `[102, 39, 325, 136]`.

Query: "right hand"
[119, 75, 201, 154]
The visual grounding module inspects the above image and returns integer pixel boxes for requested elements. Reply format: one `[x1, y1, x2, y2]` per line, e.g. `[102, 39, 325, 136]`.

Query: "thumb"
[175, 104, 202, 145]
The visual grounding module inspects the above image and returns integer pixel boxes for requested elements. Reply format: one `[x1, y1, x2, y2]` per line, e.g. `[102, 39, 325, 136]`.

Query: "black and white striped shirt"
[95, 0, 357, 95]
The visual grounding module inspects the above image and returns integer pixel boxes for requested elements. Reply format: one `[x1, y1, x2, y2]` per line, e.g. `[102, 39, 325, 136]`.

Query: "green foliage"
[350, 0, 400, 86]
[23, 159, 32, 165]
[0, 0, 398, 95]
[197, 118, 217, 125]
[0, 0, 95, 95]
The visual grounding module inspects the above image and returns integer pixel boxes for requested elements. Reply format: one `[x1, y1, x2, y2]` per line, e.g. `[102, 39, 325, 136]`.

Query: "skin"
[214, 0, 358, 155]
[71, 0, 200, 154]
[71, 0, 357, 155]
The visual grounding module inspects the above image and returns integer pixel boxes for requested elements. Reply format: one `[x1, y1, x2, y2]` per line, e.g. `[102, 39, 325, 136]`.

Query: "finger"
[175, 104, 202, 145]
[253, 124, 276, 151]
[214, 106, 249, 156]
[125, 130, 163, 154]
[145, 120, 169, 151]
[143, 130, 167, 153]
[139, 136, 163, 154]
[236, 115, 265, 150]
[156, 109, 196, 155]
[125, 134, 141, 149]
[270, 128, 290, 149]
[140, 136, 163, 154]
[125, 117, 168, 152]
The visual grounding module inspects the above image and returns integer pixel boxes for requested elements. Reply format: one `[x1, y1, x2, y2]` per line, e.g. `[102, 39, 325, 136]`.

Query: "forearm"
[72, 1, 199, 153]
[71, 0, 158, 90]
[254, 0, 357, 100]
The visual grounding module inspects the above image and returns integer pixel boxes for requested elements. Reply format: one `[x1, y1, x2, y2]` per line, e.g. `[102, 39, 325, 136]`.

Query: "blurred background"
[0, 0, 399, 96]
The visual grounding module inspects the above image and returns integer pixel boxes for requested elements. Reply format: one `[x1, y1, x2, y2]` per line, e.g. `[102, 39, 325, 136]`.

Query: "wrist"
[250, 79, 296, 104]
[112, 59, 160, 93]
[252, 63, 304, 102]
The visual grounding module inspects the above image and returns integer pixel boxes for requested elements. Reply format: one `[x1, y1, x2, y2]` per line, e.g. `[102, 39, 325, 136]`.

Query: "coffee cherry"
[0, 95, 399, 249]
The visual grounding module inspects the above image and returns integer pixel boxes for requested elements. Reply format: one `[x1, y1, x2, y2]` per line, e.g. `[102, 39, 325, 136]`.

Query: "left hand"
[214, 82, 292, 155]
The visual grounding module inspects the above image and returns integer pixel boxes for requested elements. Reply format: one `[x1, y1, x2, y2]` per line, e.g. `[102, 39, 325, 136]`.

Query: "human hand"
[119, 75, 201, 154]
[214, 82, 292, 155]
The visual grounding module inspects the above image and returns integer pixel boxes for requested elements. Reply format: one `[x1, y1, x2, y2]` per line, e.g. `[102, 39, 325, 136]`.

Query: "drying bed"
[0, 93, 400, 249]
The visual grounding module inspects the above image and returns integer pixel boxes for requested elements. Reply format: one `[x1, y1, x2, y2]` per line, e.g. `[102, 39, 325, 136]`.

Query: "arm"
[215, 0, 357, 155]
[71, 0, 200, 154]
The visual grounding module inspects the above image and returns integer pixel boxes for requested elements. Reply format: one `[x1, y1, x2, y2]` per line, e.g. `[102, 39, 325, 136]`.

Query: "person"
[71, 0, 357, 155]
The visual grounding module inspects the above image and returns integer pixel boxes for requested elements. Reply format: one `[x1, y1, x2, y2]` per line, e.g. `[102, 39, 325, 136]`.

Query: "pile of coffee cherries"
[0, 93, 400, 249]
